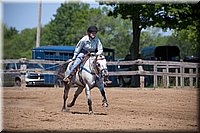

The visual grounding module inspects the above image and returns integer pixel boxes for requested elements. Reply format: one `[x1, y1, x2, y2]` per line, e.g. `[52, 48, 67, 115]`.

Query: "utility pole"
[36, 0, 42, 47]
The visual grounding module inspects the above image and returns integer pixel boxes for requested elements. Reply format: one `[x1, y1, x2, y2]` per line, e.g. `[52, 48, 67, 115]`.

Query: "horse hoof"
[88, 111, 94, 115]
[61, 108, 70, 112]
[67, 103, 74, 107]
[102, 102, 109, 107]
[61, 106, 66, 111]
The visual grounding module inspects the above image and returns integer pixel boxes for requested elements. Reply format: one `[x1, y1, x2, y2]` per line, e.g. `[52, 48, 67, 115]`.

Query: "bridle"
[92, 55, 108, 79]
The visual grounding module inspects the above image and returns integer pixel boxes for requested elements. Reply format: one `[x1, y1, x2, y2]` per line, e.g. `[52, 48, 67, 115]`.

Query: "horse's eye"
[97, 63, 100, 67]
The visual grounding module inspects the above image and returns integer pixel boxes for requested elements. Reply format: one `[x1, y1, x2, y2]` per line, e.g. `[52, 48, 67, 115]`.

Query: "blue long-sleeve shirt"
[72, 35, 103, 59]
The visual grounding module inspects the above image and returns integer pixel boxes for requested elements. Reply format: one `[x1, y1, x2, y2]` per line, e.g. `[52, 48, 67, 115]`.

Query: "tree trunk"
[130, 19, 141, 60]
[130, 18, 142, 87]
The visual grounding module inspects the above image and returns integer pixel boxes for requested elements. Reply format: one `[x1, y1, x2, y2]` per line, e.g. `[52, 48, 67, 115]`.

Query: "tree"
[42, 3, 132, 58]
[190, 2, 200, 57]
[94, 7, 132, 58]
[3, 24, 19, 59]
[43, 2, 91, 45]
[3, 3, 133, 59]
[3, 25, 37, 59]
[165, 3, 200, 58]
[3, 24, 18, 39]
[99, 2, 197, 86]
[140, 28, 170, 51]
[139, 25, 199, 59]
[100, 3, 195, 60]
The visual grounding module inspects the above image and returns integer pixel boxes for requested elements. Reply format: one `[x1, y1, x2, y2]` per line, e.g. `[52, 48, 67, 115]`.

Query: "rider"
[63, 26, 104, 83]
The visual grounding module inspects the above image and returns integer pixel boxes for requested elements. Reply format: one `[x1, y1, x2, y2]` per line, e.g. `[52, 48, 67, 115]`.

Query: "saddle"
[64, 53, 91, 82]
[68, 61, 81, 77]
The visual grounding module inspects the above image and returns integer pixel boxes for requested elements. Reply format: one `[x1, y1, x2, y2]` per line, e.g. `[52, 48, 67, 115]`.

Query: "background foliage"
[3, 2, 199, 60]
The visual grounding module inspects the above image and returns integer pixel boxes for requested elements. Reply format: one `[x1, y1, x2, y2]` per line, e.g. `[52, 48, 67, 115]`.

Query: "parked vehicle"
[117, 45, 181, 87]
[2, 63, 21, 87]
[25, 63, 45, 86]
[183, 56, 200, 63]
[140, 45, 180, 61]
[2, 62, 45, 87]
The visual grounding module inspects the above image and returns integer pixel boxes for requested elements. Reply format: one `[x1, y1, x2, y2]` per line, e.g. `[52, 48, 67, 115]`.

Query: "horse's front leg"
[62, 83, 70, 111]
[67, 86, 84, 107]
[85, 84, 93, 115]
[97, 80, 109, 107]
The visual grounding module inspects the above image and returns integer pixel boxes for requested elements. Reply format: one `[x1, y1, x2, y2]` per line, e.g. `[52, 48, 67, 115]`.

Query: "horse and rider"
[62, 26, 111, 114]
[63, 26, 111, 84]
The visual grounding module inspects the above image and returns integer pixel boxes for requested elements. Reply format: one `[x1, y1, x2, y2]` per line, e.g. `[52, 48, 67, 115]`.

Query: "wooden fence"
[108, 59, 200, 88]
[2, 58, 200, 88]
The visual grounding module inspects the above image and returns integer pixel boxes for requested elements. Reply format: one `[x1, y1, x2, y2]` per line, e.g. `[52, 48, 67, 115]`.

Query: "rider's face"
[88, 32, 97, 39]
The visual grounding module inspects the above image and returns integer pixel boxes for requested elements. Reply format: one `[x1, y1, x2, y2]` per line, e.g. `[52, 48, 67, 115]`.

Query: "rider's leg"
[63, 57, 82, 82]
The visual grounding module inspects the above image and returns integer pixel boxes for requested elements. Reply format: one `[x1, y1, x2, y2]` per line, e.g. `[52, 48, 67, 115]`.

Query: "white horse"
[62, 54, 109, 114]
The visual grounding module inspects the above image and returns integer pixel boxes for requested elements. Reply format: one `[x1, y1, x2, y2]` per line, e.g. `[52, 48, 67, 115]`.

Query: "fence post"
[166, 65, 170, 88]
[175, 68, 179, 88]
[19, 58, 27, 89]
[180, 65, 184, 88]
[140, 76, 145, 89]
[189, 69, 193, 87]
[154, 64, 157, 88]
[163, 69, 167, 88]
[196, 66, 199, 87]
[138, 65, 144, 89]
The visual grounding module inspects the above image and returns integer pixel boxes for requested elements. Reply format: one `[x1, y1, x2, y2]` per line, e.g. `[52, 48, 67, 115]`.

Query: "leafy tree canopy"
[99, 2, 197, 60]
[3, 2, 199, 60]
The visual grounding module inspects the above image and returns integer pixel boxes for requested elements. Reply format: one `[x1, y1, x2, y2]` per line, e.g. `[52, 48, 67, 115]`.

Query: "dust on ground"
[2, 87, 199, 132]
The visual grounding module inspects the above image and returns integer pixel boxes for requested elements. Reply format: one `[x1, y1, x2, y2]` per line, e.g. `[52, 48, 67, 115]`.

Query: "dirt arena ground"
[2, 87, 199, 132]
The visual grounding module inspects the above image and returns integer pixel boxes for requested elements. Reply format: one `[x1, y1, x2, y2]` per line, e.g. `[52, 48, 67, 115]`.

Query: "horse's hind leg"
[67, 86, 84, 107]
[62, 83, 70, 111]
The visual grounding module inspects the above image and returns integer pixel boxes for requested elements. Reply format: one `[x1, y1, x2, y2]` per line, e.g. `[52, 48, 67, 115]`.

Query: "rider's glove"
[68, 57, 76, 62]
[68, 59, 73, 62]
[72, 55, 76, 60]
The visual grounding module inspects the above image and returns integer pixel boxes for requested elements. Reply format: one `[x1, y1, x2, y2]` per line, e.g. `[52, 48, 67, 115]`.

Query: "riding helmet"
[87, 26, 98, 33]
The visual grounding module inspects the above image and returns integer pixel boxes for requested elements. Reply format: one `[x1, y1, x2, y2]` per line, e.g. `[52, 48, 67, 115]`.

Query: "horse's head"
[95, 55, 109, 78]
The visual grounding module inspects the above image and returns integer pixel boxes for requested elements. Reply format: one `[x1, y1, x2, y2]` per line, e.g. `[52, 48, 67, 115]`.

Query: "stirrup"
[63, 67, 78, 83]
[63, 77, 71, 83]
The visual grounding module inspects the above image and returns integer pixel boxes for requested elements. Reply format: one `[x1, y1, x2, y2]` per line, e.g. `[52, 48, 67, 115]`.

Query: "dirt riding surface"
[3, 87, 198, 132]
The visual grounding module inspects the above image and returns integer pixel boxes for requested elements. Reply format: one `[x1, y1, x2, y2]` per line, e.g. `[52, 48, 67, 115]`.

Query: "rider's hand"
[68, 59, 73, 62]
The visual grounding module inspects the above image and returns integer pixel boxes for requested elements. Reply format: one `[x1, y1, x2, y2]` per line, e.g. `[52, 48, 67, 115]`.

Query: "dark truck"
[140, 45, 180, 61]
[117, 45, 180, 87]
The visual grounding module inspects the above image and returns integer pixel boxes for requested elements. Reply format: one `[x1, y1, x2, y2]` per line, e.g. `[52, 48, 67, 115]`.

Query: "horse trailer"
[32, 46, 118, 87]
